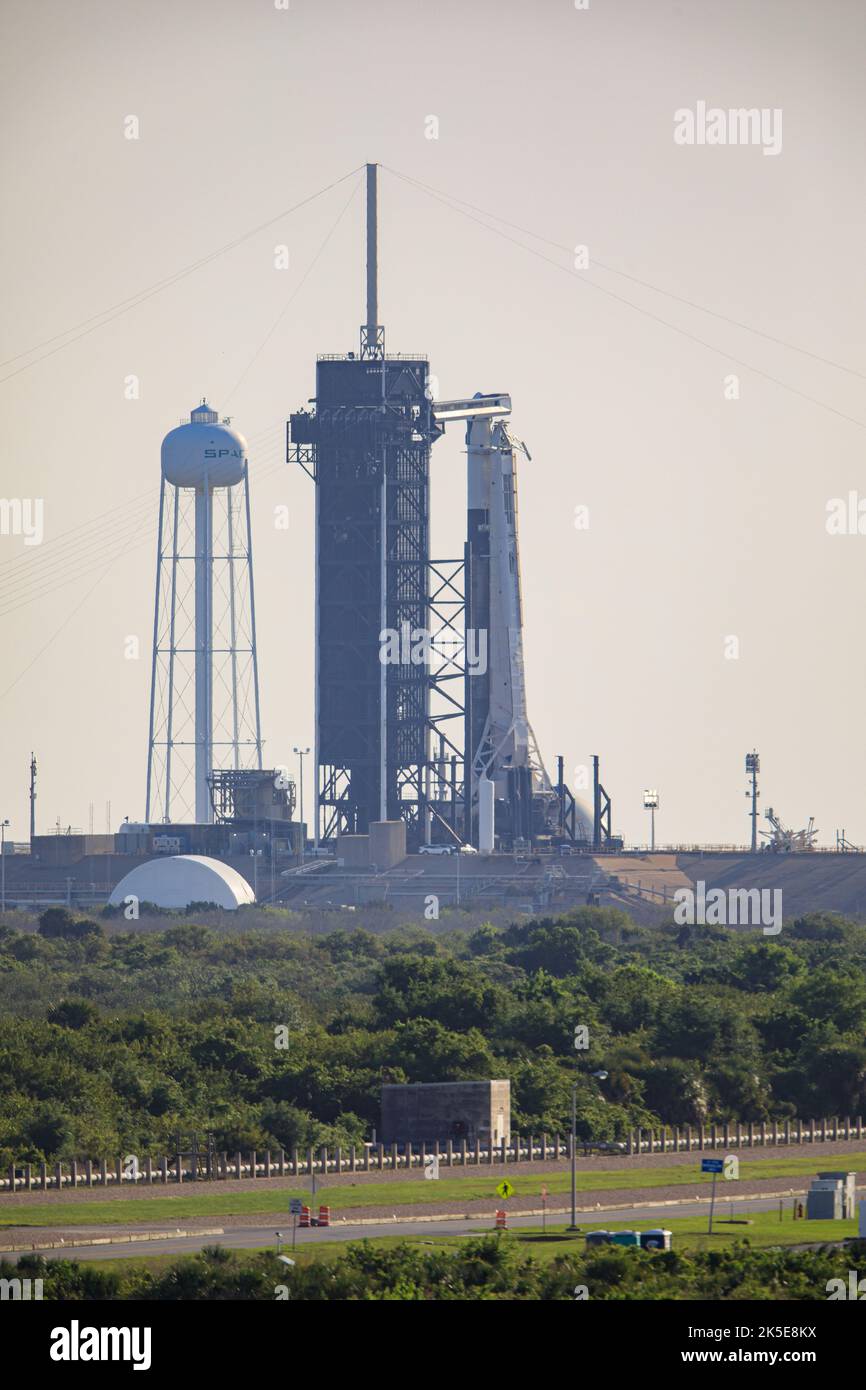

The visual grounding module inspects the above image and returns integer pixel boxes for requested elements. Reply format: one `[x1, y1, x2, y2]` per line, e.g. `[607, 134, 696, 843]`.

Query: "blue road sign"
[701, 1159, 724, 1173]
[289, 1198, 303, 1214]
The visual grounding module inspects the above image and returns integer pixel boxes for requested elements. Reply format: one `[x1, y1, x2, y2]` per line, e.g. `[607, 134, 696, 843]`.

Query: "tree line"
[1, 903, 865, 1166]
[4, 1236, 864, 1301]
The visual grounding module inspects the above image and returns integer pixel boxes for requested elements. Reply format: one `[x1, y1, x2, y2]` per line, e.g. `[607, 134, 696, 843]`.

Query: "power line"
[0, 166, 366, 384]
[0, 507, 156, 604]
[0, 557, 125, 703]
[0, 440, 291, 619]
[0, 489, 153, 573]
[386, 166, 866, 428]
[383, 164, 866, 384]
[0, 422, 284, 594]
[225, 175, 363, 404]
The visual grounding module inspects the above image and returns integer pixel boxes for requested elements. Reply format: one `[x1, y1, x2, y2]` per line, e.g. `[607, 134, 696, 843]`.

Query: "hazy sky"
[2, 0, 865, 847]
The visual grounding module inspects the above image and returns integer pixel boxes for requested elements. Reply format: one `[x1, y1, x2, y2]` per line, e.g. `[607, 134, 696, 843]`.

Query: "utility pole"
[746, 752, 760, 852]
[569, 1061, 608, 1232]
[568, 1082, 578, 1230]
[29, 753, 37, 843]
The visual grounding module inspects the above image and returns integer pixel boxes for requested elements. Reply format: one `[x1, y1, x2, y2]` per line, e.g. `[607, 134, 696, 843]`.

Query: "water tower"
[145, 401, 262, 824]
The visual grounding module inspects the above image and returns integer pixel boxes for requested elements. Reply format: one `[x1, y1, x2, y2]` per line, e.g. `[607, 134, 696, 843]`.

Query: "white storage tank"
[161, 402, 247, 489]
[146, 401, 262, 826]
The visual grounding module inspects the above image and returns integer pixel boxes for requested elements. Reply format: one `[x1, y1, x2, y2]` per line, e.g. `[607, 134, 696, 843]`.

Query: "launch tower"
[289, 166, 440, 840]
[289, 165, 584, 850]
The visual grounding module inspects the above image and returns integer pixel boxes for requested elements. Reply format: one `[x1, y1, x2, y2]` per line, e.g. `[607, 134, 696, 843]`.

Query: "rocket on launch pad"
[432, 394, 561, 847]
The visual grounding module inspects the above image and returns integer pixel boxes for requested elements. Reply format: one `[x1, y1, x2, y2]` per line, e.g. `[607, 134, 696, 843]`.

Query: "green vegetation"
[399, 1211, 861, 1258]
[4, 1234, 864, 1300]
[1, 903, 866, 1167]
[5, 1150, 863, 1228]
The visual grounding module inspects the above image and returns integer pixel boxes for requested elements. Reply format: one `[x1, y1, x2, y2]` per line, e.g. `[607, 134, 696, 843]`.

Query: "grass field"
[311, 1211, 860, 1262]
[2, 1151, 862, 1229]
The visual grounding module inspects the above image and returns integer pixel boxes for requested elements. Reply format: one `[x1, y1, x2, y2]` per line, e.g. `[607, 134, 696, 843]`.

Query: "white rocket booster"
[466, 414, 531, 776]
[432, 393, 554, 843]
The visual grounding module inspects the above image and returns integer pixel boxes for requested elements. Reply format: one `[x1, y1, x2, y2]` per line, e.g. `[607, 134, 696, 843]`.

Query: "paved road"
[35, 1194, 799, 1262]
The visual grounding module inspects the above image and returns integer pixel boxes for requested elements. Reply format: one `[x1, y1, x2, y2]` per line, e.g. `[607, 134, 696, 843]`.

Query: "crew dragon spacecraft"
[288, 164, 584, 850]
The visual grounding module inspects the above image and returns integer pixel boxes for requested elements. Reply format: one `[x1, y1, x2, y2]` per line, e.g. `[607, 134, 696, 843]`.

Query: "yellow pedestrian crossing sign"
[496, 1179, 514, 1199]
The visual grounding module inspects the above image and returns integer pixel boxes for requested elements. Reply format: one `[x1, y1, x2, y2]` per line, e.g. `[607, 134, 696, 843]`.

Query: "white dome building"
[108, 855, 255, 911]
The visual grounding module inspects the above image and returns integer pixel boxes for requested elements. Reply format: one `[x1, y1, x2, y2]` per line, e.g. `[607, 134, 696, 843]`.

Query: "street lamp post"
[569, 1082, 578, 1230]
[293, 747, 310, 863]
[643, 789, 659, 851]
[568, 1068, 609, 1232]
[0, 819, 9, 915]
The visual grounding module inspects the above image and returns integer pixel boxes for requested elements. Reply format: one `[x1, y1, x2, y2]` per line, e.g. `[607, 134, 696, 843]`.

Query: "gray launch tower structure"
[289, 166, 441, 840]
[289, 164, 584, 850]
